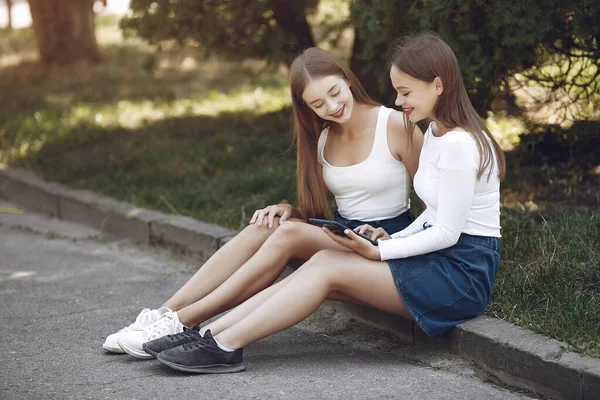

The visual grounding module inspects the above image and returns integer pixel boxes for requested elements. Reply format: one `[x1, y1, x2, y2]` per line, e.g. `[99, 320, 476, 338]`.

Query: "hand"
[322, 227, 382, 261]
[249, 203, 294, 228]
[354, 224, 391, 241]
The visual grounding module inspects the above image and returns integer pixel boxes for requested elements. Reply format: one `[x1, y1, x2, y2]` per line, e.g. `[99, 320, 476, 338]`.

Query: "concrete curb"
[1, 164, 598, 399]
[0, 165, 238, 257]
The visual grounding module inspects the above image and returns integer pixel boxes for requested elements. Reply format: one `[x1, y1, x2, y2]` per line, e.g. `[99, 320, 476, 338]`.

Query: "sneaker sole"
[118, 338, 154, 360]
[142, 343, 159, 357]
[103, 343, 126, 354]
[156, 356, 245, 374]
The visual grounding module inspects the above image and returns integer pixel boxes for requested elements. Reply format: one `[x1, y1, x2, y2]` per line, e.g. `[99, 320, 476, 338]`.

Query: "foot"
[102, 308, 169, 354]
[157, 330, 245, 374]
[118, 310, 184, 359]
[142, 325, 202, 357]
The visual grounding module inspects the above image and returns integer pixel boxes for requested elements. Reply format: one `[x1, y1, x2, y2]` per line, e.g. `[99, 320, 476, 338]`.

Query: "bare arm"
[387, 111, 425, 209]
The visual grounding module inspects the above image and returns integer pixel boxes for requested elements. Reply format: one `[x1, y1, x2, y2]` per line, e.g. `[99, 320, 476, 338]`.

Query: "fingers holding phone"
[322, 226, 381, 261]
[354, 224, 391, 241]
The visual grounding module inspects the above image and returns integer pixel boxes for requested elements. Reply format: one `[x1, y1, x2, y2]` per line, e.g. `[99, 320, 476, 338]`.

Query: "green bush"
[518, 121, 600, 169]
[349, 0, 600, 114]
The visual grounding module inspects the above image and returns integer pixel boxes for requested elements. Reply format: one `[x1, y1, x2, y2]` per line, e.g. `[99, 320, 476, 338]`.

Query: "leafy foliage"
[121, 0, 318, 63]
[350, 0, 600, 115]
[349, 0, 411, 105]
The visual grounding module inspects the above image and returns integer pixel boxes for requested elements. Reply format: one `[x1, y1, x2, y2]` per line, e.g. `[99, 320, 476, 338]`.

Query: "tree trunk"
[271, 0, 315, 64]
[6, 0, 12, 30]
[27, 0, 101, 65]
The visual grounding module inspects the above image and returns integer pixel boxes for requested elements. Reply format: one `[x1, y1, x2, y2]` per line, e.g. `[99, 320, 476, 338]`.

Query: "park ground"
[0, 13, 598, 358]
[0, 198, 537, 399]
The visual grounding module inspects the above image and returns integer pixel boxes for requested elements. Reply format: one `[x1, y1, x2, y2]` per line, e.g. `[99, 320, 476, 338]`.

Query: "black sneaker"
[156, 329, 245, 374]
[142, 325, 202, 357]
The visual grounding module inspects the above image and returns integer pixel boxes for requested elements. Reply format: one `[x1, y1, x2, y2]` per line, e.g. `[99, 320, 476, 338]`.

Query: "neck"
[335, 103, 376, 137]
[431, 119, 454, 137]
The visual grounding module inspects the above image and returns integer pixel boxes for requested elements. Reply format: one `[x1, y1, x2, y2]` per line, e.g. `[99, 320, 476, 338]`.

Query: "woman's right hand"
[354, 224, 391, 241]
[249, 203, 294, 228]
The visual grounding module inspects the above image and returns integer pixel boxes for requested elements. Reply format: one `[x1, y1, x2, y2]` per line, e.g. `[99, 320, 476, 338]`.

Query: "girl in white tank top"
[105, 48, 423, 360]
[318, 105, 411, 222]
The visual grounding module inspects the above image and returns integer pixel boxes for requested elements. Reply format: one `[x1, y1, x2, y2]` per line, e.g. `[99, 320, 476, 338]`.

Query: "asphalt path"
[0, 201, 533, 400]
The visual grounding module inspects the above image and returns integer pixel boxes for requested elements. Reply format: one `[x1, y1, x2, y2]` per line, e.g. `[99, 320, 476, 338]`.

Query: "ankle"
[214, 332, 240, 351]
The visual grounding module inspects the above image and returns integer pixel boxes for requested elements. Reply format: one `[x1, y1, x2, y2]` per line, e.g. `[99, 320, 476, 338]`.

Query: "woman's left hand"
[322, 227, 382, 261]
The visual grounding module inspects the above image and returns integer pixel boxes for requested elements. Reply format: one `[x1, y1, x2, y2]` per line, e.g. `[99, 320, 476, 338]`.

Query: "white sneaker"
[102, 307, 170, 353]
[118, 310, 184, 359]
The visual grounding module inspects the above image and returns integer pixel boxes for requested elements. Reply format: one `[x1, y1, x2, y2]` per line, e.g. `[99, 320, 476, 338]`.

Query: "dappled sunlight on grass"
[90, 83, 290, 129]
[0, 26, 37, 67]
[9, 109, 297, 229]
[1, 83, 290, 163]
[96, 16, 128, 46]
[0, 17, 291, 164]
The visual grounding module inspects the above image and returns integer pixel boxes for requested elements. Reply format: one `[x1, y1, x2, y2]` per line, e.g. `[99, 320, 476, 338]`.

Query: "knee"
[310, 249, 337, 262]
[301, 249, 352, 279]
[240, 218, 280, 239]
[264, 221, 305, 248]
[297, 250, 339, 275]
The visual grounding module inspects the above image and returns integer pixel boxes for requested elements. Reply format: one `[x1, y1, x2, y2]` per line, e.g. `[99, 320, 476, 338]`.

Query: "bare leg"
[214, 250, 412, 349]
[202, 275, 293, 335]
[202, 264, 367, 336]
[161, 219, 281, 311]
[176, 221, 350, 326]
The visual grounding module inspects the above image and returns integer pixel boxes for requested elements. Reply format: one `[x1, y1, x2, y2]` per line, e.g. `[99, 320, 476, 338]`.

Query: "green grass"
[12, 110, 298, 229]
[488, 206, 600, 356]
[1, 18, 599, 357]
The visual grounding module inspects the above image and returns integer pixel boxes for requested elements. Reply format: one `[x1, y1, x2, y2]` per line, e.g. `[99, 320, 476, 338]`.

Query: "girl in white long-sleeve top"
[105, 47, 423, 361]
[152, 33, 506, 374]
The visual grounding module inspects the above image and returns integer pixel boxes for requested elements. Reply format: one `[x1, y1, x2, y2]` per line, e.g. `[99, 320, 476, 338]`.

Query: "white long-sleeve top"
[378, 123, 501, 261]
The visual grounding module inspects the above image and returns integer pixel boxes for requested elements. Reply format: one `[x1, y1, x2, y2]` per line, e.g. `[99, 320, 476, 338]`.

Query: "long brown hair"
[290, 47, 379, 219]
[391, 33, 506, 181]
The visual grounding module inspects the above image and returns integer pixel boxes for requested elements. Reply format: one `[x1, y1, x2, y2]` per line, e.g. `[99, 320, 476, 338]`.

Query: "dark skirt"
[334, 209, 415, 234]
[387, 233, 500, 338]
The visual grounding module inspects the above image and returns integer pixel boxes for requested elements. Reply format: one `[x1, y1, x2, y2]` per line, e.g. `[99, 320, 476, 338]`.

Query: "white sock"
[212, 336, 234, 352]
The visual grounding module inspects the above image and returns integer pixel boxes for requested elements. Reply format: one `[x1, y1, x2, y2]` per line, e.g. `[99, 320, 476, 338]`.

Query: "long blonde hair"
[290, 47, 379, 219]
[391, 33, 506, 181]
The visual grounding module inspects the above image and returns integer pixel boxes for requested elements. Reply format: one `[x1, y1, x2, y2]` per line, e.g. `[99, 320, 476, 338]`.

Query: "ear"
[434, 77, 444, 95]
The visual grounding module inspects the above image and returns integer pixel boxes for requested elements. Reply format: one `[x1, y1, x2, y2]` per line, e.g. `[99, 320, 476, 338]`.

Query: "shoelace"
[181, 337, 208, 351]
[167, 326, 199, 340]
[147, 313, 179, 339]
[182, 332, 213, 350]
[121, 308, 153, 332]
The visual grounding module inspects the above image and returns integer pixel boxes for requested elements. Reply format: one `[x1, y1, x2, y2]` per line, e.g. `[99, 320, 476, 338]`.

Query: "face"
[302, 75, 354, 124]
[390, 65, 442, 123]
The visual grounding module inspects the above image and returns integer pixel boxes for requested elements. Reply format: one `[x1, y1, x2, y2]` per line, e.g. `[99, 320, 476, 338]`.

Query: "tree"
[121, 0, 318, 64]
[408, 0, 600, 117]
[349, 0, 600, 116]
[28, 0, 102, 64]
[121, 0, 599, 117]
[6, 0, 13, 30]
[349, 0, 412, 105]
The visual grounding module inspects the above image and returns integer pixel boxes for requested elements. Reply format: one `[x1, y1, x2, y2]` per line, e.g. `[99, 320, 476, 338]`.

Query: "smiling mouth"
[403, 107, 414, 116]
[331, 105, 345, 118]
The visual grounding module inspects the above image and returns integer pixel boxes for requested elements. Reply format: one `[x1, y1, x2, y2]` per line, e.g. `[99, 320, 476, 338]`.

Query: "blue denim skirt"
[334, 210, 415, 234]
[387, 233, 500, 338]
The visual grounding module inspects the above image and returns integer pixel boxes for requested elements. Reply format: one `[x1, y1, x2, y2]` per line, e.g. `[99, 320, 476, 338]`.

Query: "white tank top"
[317, 106, 411, 221]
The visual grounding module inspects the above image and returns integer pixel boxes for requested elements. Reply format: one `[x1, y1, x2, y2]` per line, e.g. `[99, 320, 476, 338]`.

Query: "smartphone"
[308, 218, 379, 246]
